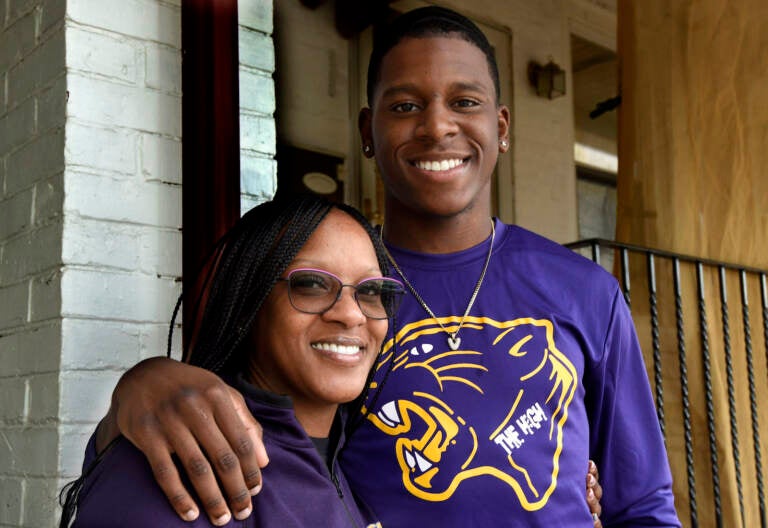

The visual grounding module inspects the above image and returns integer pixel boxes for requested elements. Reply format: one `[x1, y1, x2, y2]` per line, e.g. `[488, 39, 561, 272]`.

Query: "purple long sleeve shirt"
[341, 220, 680, 527]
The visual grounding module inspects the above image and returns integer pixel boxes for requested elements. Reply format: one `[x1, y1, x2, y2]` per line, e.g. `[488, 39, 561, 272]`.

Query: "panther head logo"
[364, 316, 577, 510]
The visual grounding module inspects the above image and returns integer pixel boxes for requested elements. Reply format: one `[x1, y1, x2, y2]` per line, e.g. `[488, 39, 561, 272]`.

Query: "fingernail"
[588, 488, 595, 500]
[182, 509, 198, 521]
[249, 484, 262, 496]
[593, 512, 600, 521]
[235, 506, 252, 520]
[589, 459, 596, 471]
[587, 474, 596, 487]
[213, 512, 231, 526]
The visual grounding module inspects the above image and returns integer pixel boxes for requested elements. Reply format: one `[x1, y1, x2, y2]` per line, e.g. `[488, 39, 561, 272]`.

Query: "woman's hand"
[587, 459, 603, 527]
[97, 357, 269, 526]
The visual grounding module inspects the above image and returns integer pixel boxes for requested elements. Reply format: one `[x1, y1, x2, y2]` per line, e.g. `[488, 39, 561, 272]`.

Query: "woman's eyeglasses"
[278, 268, 405, 320]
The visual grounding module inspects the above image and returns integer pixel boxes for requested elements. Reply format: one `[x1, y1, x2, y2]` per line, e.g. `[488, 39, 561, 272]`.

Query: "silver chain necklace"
[381, 219, 495, 351]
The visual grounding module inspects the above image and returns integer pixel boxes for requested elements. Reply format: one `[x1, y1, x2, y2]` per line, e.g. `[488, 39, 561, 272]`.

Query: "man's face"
[360, 35, 510, 220]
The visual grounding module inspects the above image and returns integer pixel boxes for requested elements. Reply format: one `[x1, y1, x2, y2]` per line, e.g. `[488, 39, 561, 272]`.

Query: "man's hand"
[587, 459, 603, 527]
[97, 357, 269, 526]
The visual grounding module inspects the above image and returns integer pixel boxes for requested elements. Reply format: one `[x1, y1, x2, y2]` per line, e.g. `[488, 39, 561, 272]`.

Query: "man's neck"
[382, 205, 493, 254]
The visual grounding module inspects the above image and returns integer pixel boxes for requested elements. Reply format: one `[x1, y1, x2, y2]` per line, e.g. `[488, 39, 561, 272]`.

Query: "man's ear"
[497, 104, 511, 153]
[358, 107, 374, 158]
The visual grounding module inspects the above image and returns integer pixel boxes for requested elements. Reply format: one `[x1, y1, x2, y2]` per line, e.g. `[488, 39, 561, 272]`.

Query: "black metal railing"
[567, 238, 768, 528]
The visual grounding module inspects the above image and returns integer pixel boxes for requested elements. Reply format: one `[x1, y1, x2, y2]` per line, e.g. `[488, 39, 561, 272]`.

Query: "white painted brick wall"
[1, 3, 66, 523]
[141, 132, 182, 184]
[239, 1, 276, 213]
[28, 270, 62, 324]
[55, 2, 185, 524]
[0, 427, 58, 476]
[239, 0, 273, 34]
[59, 370, 122, 424]
[239, 26, 275, 72]
[0, 281, 30, 329]
[65, 171, 182, 227]
[60, 319, 142, 370]
[0, 222, 62, 284]
[146, 43, 182, 93]
[0, 1, 276, 526]
[0, 478, 22, 526]
[67, 0, 181, 47]
[0, 10, 37, 75]
[67, 26, 141, 84]
[5, 129, 65, 195]
[58, 426, 95, 479]
[60, 268, 181, 322]
[7, 30, 66, 106]
[18, 476, 59, 528]
[66, 74, 182, 136]
[0, 99, 36, 155]
[62, 218, 181, 275]
[33, 174, 65, 226]
[0, 188, 33, 240]
[0, 324, 61, 377]
[0, 377, 28, 424]
[241, 152, 277, 200]
[39, 0, 67, 38]
[2, 0, 184, 526]
[240, 114, 276, 155]
[65, 122, 137, 175]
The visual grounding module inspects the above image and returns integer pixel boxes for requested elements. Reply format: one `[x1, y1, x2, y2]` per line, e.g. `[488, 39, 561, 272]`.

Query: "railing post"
[674, 258, 697, 527]
[621, 248, 631, 307]
[697, 262, 722, 526]
[741, 270, 766, 528]
[762, 273, 768, 393]
[648, 253, 666, 439]
[720, 266, 745, 526]
[763, 271, 768, 526]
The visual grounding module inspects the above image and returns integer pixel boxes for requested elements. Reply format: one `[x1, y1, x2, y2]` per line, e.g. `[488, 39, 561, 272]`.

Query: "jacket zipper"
[329, 456, 364, 527]
[331, 468, 343, 498]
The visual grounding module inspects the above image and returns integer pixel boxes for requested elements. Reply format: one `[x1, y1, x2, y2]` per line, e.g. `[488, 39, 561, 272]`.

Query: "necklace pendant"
[382, 219, 494, 356]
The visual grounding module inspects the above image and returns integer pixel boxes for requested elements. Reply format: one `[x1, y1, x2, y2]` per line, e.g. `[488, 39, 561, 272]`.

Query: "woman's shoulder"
[73, 437, 210, 527]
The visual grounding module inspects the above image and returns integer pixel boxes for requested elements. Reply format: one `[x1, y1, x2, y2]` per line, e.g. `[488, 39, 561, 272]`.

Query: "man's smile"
[411, 158, 468, 171]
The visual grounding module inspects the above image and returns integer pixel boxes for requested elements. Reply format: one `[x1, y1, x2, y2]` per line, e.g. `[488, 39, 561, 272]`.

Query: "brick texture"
[0, 1, 192, 526]
[0, 1, 279, 525]
[239, 2, 277, 212]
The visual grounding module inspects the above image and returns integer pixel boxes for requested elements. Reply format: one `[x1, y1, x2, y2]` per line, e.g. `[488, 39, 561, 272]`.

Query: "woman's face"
[248, 209, 388, 415]
[360, 35, 510, 220]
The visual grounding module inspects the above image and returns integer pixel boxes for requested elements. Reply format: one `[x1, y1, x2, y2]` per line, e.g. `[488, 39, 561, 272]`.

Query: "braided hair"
[366, 6, 501, 104]
[178, 193, 397, 439]
[178, 193, 394, 376]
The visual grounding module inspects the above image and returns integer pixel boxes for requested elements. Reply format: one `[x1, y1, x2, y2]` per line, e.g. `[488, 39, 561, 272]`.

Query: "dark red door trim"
[181, 0, 240, 348]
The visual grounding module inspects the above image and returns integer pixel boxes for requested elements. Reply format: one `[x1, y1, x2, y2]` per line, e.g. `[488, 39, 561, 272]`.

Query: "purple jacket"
[73, 376, 379, 527]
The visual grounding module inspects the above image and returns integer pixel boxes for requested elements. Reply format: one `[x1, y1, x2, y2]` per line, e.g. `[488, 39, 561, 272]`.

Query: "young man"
[92, 7, 675, 527]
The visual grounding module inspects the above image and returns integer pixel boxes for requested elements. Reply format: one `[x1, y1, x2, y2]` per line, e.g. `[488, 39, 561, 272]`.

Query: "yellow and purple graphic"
[364, 316, 577, 510]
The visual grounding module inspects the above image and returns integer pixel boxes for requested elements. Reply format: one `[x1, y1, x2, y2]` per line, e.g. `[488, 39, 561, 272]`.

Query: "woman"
[62, 194, 404, 527]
